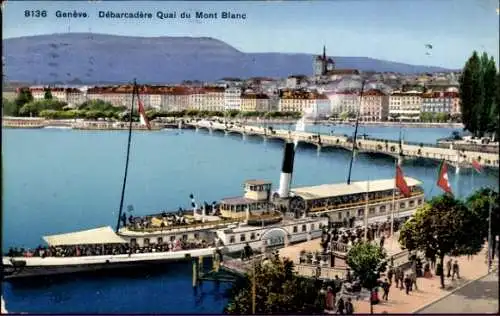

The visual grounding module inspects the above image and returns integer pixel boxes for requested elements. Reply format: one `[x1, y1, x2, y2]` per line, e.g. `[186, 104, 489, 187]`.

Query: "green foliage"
[15, 88, 34, 107]
[399, 194, 483, 288]
[18, 99, 67, 117]
[44, 88, 53, 100]
[459, 51, 498, 136]
[346, 242, 387, 290]
[466, 188, 499, 240]
[224, 257, 323, 314]
[2, 98, 20, 116]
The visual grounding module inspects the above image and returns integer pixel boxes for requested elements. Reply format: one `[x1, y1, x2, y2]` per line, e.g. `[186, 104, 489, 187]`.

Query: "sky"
[2, 0, 499, 69]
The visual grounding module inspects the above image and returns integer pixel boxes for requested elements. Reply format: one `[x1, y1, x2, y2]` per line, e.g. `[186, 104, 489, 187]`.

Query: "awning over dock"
[43, 226, 127, 246]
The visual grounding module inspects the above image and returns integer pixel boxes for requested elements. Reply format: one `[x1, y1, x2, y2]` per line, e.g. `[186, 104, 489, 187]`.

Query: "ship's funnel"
[278, 141, 295, 198]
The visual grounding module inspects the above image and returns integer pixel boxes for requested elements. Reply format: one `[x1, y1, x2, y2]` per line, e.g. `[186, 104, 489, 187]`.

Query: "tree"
[466, 188, 499, 258]
[399, 194, 483, 288]
[479, 54, 497, 136]
[346, 242, 387, 314]
[2, 98, 20, 116]
[459, 51, 498, 137]
[14, 88, 34, 108]
[44, 88, 53, 100]
[225, 257, 323, 314]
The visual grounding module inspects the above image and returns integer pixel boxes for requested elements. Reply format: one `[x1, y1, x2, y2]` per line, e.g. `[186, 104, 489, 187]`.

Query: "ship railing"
[126, 219, 239, 233]
[295, 264, 349, 279]
[308, 190, 424, 214]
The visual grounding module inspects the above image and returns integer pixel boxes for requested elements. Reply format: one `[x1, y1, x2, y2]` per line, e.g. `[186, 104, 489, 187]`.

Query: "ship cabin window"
[157, 237, 163, 245]
[144, 238, 150, 246]
[250, 233, 256, 240]
[182, 234, 188, 241]
[369, 207, 375, 214]
[240, 234, 246, 242]
[337, 213, 342, 220]
[418, 199, 423, 205]
[380, 205, 386, 213]
[409, 200, 415, 207]
[311, 224, 315, 230]
[319, 223, 323, 229]
[302, 224, 307, 232]
[229, 235, 235, 243]
[358, 209, 364, 217]
[194, 233, 199, 239]
[170, 236, 176, 242]
[400, 202, 405, 209]
[130, 238, 137, 247]
[293, 226, 298, 233]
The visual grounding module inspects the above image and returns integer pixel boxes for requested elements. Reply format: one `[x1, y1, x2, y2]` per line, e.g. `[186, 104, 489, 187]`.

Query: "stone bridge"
[184, 121, 500, 170]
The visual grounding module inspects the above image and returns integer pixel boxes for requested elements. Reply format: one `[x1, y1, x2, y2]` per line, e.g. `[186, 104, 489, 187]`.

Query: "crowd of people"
[6, 238, 218, 258]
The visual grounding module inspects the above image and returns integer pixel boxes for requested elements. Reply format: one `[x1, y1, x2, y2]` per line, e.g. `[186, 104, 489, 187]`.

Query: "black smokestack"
[279, 141, 296, 198]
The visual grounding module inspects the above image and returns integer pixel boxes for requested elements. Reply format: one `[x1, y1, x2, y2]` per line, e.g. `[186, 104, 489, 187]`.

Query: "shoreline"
[2, 117, 464, 130]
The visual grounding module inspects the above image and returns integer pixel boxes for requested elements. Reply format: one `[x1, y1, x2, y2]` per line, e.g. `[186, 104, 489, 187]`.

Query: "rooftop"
[220, 196, 256, 205]
[245, 179, 272, 186]
[291, 177, 422, 200]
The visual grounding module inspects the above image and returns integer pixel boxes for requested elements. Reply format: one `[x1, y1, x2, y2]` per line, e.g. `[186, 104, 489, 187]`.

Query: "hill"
[3, 33, 453, 84]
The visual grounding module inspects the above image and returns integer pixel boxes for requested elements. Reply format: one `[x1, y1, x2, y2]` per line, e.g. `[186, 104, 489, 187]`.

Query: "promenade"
[190, 121, 500, 169]
[352, 248, 493, 314]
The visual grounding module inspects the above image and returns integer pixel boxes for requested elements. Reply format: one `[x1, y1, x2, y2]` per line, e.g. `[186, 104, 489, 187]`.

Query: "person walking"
[404, 274, 412, 295]
[452, 260, 460, 280]
[387, 266, 394, 284]
[345, 298, 354, 315]
[394, 267, 400, 289]
[337, 297, 345, 315]
[382, 278, 390, 301]
[446, 258, 452, 278]
[410, 271, 418, 291]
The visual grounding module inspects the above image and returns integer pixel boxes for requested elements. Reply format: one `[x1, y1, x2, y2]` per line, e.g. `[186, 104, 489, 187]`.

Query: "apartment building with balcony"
[388, 90, 422, 121]
[279, 89, 330, 117]
[240, 93, 270, 112]
[224, 87, 242, 111]
[421, 91, 460, 115]
[360, 89, 389, 121]
[326, 91, 360, 115]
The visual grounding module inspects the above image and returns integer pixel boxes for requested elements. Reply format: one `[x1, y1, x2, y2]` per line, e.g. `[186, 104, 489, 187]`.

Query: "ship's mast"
[346, 80, 366, 185]
[116, 79, 137, 232]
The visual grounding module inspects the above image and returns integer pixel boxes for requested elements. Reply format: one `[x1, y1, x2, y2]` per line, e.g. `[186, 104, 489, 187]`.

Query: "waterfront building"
[66, 88, 85, 107]
[161, 87, 191, 112]
[286, 75, 309, 89]
[240, 92, 270, 112]
[326, 91, 360, 115]
[421, 91, 459, 114]
[142, 87, 162, 110]
[224, 87, 242, 111]
[202, 86, 225, 112]
[388, 90, 422, 121]
[279, 89, 330, 116]
[360, 89, 389, 121]
[188, 87, 205, 110]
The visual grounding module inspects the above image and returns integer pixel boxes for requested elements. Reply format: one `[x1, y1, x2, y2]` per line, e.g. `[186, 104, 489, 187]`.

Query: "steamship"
[2, 84, 425, 280]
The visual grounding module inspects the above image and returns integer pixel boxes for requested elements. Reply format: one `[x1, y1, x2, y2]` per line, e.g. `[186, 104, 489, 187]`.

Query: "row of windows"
[129, 233, 200, 246]
[332, 198, 422, 220]
[227, 223, 323, 244]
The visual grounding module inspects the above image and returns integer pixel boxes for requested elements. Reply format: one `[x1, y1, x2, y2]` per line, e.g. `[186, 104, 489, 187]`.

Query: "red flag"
[137, 98, 151, 130]
[395, 165, 411, 197]
[471, 159, 482, 173]
[437, 160, 452, 194]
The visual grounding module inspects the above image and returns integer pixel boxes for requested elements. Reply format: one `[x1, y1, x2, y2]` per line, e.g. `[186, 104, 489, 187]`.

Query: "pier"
[214, 235, 411, 283]
[186, 121, 500, 169]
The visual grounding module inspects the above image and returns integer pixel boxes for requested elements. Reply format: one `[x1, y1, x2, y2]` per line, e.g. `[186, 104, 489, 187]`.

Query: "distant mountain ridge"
[3, 33, 454, 84]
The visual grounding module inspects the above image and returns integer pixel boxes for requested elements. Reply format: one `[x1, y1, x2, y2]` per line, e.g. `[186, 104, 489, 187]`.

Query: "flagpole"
[116, 79, 137, 233]
[346, 80, 366, 185]
[391, 158, 397, 238]
[364, 178, 370, 241]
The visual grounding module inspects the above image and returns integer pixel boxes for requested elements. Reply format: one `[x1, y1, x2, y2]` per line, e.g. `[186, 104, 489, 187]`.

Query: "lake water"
[2, 126, 497, 313]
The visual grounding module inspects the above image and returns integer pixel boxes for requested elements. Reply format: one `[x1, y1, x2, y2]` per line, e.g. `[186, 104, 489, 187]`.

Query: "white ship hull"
[2, 247, 219, 280]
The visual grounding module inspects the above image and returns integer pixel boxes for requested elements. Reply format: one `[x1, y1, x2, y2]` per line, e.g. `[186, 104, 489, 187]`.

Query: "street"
[417, 271, 499, 314]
